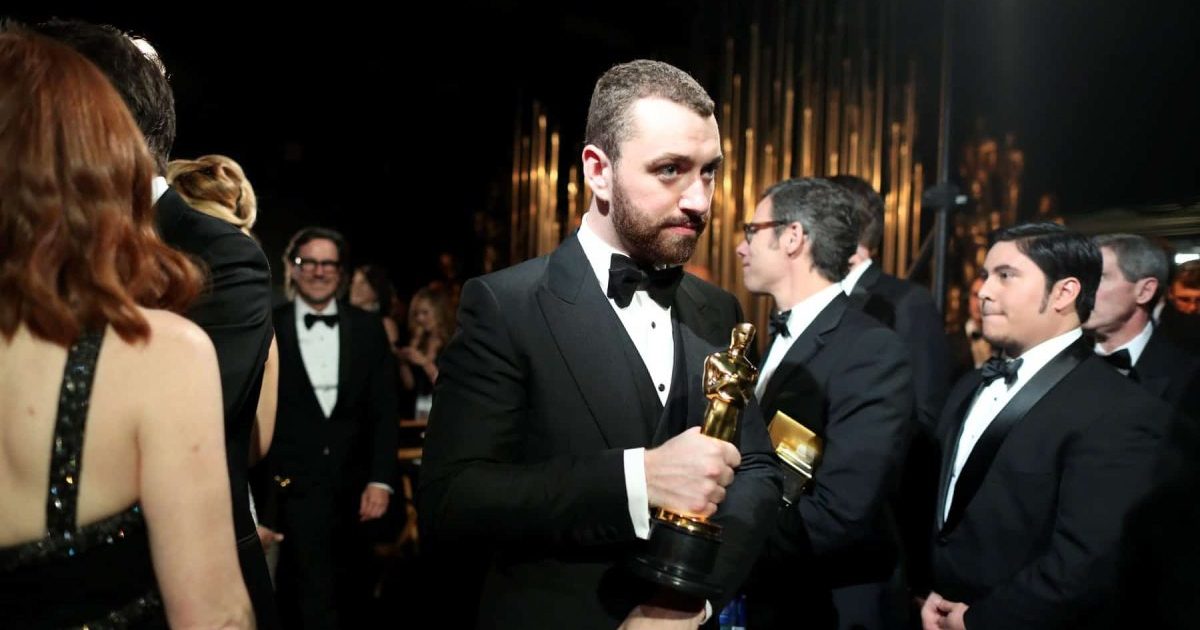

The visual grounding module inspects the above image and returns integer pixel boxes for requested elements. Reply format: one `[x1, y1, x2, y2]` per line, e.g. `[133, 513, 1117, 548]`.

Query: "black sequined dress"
[0, 332, 166, 628]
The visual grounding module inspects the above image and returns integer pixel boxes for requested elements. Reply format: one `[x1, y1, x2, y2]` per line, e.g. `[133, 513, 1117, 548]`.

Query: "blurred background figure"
[398, 287, 454, 419]
[950, 275, 995, 382]
[350, 264, 402, 351]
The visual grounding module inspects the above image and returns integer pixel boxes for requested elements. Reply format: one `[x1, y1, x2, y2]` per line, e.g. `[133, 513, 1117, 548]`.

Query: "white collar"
[841, 258, 873, 295]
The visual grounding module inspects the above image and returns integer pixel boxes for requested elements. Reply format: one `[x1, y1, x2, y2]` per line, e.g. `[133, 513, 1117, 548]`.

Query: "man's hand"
[644, 427, 740, 518]
[359, 485, 390, 521]
[256, 525, 283, 551]
[617, 604, 704, 629]
[921, 591, 968, 630]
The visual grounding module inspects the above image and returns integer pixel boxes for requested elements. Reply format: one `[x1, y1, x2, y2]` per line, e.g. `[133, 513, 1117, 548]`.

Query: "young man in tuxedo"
[263, 227, 399, 628]
[419, 60, 781, 629]
[736, 178, 914, 629]
[1085, 234, 1200, 421]
[31, 19, 279, 628]
[922, 224, 1172, 630]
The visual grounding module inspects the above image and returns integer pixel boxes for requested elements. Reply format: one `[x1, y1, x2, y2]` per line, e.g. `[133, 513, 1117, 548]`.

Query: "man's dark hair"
[992, 222, 1101, 322]
[828, 174, 884, 253]
[33, 18, 176, 173]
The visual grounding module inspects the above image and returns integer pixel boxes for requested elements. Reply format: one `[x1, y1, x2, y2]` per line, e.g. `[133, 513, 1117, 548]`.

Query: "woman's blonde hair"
[167, 154, 257, 234]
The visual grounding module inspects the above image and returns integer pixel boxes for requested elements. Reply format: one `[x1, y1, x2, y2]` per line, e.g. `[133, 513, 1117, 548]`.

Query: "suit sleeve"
[964, 396, 1171, 630]
[708, 295, 783, 605]
[366, 315, 400, 487]
[419, 278, 635, 548]
[778, 327, 914, 557]
[894, 288, 951, 432]
[185, 230, 274, 421]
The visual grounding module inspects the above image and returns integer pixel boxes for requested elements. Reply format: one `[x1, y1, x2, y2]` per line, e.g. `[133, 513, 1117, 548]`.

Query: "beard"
[610, 175, 707, 266]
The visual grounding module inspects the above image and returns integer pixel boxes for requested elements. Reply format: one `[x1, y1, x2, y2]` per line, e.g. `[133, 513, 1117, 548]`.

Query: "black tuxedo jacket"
[266, 302, 399, 496]
[848, 263, 950, 430]
[419, 234, 781, 629]
[156, 187, 273, 542]
[1135, 327, 1200, 421]
[932, 339, 1172, 630]
[751, 294, 913, 624]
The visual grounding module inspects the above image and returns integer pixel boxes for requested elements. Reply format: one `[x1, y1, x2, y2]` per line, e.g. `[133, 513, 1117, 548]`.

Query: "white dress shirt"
[152, 175, 169, 204]
[295, 299, 341, 417]
[756, 283, 845, 400]
[577, 214, 676, 540]
[293, 299, 394, 495]
[944, 328, 1082, 520]
[841, 258, 873, 295]
[1094, 319, 1154, 371]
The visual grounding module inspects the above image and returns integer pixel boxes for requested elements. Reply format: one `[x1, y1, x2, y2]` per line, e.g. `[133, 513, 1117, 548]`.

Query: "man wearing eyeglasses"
[257, 226, 399, 629]
[737, 178, 914, 630]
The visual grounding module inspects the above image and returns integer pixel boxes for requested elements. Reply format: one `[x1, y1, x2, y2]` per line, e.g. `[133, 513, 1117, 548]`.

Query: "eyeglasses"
[293, 257, 341, 273]
[741, 220, 787, 243]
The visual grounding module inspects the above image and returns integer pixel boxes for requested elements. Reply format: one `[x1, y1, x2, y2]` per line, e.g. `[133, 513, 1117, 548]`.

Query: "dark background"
[11, 0, 1199, 294]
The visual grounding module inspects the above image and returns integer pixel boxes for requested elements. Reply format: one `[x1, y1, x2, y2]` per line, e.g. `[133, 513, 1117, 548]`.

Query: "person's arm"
[138, 315, 253, 628]
[249, 334, 278, 465]
[185, 229, 274, 425]
[777, 328, 914, 557]
[703, 296, 783, 606]
[381, 316, 401, 353]
[366, 315, 400, 492]
[422, 337, 443, 383]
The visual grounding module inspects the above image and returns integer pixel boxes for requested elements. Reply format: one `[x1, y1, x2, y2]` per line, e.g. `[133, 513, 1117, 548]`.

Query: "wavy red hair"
[0, 28, 201, 345]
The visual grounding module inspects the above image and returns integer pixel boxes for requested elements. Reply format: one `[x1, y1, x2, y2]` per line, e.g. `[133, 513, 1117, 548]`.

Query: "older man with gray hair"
[1086, 233, 1200, 420]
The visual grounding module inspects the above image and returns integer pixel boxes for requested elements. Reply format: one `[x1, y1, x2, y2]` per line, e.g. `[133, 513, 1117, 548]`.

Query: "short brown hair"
[0, 29, 201, 346]
[584, 59, 714, 163]
[828, 174, 884, 252]
[1175, 260, 1200, 290]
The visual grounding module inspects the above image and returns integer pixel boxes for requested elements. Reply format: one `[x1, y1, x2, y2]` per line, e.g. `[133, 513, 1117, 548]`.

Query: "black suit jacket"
[265, 302, 399, 498]
[849, 263, 950, 430]
[932, 339, 1172, 630]
[1135, 327, 1200, 422]
[156, 188, 273, 541]
[751, 295, 913, 622]
[418, 234, 781, 629]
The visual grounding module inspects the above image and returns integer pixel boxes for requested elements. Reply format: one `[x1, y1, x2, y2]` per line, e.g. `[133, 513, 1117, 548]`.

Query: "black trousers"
[275, 486, 376, 629]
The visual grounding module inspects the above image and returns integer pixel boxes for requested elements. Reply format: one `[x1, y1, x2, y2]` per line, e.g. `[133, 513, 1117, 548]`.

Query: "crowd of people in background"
[2, 17, 1199, 630]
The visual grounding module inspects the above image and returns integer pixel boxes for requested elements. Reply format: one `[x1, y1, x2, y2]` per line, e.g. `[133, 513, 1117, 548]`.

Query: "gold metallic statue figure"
[700, 322, 758, 444]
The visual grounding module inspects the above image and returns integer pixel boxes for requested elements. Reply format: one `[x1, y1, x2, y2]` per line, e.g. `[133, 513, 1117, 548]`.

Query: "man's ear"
[582, 144, 614, 203]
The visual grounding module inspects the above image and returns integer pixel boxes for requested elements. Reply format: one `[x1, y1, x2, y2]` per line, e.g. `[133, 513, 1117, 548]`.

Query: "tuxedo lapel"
[330, 303, 353, 419]
[537, 235, 652, 448]
[1134, 332, 1172, 399]
[935, 374, 983, 530]
[760, 295, 848, 413]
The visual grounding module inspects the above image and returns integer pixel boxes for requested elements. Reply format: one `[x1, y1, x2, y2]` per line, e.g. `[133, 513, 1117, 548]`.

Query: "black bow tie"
[304, 313, 338, 329]
[606, 254, 683, 309]
[980, 356, 1022, 386]
[1101, 348, 1132, 371]
[769, 310, 792, 338]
